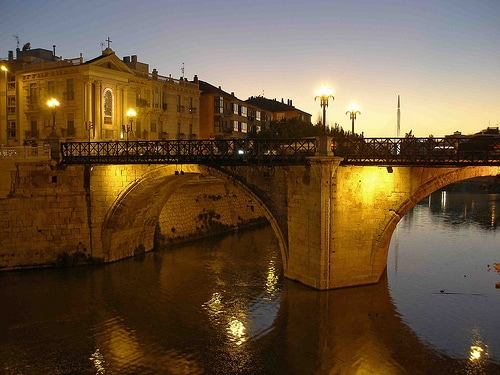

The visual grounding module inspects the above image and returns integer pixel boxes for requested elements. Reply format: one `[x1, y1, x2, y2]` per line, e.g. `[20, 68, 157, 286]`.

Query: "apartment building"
[0, 45, 200, 145]
[245, 96, 311, 124]
[198, 80, 272, 139]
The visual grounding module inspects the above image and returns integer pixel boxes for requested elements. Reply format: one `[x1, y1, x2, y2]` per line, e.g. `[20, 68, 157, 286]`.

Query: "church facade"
[0, 45, 200, 146]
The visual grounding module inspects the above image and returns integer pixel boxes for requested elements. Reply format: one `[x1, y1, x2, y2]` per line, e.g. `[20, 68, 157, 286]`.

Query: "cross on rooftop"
[106, 37, 112, 49]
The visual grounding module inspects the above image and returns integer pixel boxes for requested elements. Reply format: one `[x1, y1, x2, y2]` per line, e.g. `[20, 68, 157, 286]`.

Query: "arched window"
[103, 88, 113, 124]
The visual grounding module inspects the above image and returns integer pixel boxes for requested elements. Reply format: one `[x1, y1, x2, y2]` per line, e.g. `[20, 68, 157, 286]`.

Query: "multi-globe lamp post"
[47, 98, 60, 160]
[346, 103, 361, 135]
[125, 108, 136, 141]
[314, 85, 334, 135]
[47, 98, 60, 133]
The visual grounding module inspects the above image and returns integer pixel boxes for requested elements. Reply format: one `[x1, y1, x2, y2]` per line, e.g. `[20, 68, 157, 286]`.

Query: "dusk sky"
[1, 0, 498, 137]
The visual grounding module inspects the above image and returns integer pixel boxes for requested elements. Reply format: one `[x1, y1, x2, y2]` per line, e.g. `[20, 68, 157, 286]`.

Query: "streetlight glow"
[315, 85, 334, 134]
[125, 108, 136, 141]
[346, 103, 361, 135]
[47, 98, 60, 108]
[47, 98, 60, 133]
[126, 108, 136, 118]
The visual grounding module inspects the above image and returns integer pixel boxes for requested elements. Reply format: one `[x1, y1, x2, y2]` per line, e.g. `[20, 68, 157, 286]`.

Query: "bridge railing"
[333, 136, 500, 165]
[60, 138, 317, 165]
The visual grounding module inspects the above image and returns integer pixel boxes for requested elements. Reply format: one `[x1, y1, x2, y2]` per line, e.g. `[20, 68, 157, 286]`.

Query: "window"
[214, 117, 223, 133]
[256, 111, 261, 121]
[7, 121, 16, 139]
[240, 106, 247, 117]
[215, 97, 224, 113]
[150, 120, 157, 133]
[28, 119, 38, 138]
[232, 103, 239, 115]
[232, 120, 238, 131]
[67, 113, 75, 136]
[29, 83, 37, 104]
[241, 122, 247, 133]
[188, 97, 194, 113]
[48, 81, 55, 95]
[66, 78, 74, 101]
[176, 95, 181, 112]
[153, 88, 159, 109]
[103, 88, 113, 124]
[7, 96, 15, 114]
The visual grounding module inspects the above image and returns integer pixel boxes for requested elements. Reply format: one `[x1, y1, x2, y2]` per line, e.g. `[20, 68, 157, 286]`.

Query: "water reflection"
[1, 213, 500, 374]
[388, 190, 500, 373]
[426, 190, 500, 229]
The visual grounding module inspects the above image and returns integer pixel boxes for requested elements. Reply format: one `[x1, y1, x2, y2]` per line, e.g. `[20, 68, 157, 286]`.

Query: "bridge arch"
[372, 166, 500, 282]
[97, 164, 288, 269]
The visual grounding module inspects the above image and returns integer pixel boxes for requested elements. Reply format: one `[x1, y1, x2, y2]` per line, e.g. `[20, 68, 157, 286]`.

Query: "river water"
[1, 190, 500, 374]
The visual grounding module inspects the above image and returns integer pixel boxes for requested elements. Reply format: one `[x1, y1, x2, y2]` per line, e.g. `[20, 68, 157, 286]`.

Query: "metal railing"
[61, 138, 317, 165]
[333, 136, 500, 165]
[60, 136, 500, 166]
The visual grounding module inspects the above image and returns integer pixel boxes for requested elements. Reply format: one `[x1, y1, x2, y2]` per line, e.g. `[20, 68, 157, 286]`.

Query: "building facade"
[245, 96, 311, 124]
[198, 80, 272, 139]
[1, 44, 312, 146]
[0, 46, 200, 146]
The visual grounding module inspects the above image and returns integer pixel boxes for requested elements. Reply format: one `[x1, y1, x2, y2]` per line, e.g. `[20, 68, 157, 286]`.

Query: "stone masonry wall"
[0, 162, 90, 270]
[158, 177, 267, 243]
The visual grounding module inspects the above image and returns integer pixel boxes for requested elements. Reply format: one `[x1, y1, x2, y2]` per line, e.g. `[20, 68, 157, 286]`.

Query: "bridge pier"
[281, 157, 393, 289]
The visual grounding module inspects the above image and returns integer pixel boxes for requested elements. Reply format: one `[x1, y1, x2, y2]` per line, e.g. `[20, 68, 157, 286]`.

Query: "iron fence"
[333, 136, 500, 165]
[60, 136, 500, 166]
[61, 138, 317, 165]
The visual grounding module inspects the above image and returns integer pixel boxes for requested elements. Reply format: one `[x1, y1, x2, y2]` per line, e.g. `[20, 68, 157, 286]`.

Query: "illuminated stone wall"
[0, 163, 268, 270]
[157, 178, 266, 244]
[0, 162, 90, 270]
[3, 159, 500, 290]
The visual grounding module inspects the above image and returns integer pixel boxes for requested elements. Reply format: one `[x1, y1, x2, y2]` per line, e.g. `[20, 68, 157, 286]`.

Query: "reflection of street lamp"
[315, 85, 334, 135]
[125, 108, 136, 141]
[1, 65, 7, 145]
[346, 103, 361, 135]
[47, 98, 60, 134]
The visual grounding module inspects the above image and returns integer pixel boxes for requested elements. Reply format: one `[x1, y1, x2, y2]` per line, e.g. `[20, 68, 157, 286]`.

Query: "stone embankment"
[0, 162, 267, 271]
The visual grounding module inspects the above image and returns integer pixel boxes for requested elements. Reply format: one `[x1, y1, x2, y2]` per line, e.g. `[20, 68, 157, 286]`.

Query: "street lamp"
[346, 103, 361, 135]
[125, 108, 136, 141]
[47, 98, 60, 134]
[47, 98, 60, 161]
[315, 85, 334, 135]
[1, 65, 7, 145]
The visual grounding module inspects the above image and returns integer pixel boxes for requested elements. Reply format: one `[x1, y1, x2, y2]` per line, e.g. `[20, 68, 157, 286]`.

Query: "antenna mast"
[397, 95, 401, 138]
[13, 35, 20, 49]
[181, 62, 185, 79]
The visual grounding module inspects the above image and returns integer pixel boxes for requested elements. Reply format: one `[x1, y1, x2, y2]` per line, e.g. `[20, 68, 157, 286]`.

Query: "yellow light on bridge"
[346, 102, 360, 113]
[346, 103, 361, 134]
[315, 85, 334, 99]
[314, 85, 335, 135]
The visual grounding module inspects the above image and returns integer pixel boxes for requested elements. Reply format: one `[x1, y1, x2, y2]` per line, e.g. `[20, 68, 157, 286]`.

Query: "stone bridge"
[1, 157, 500, 289]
